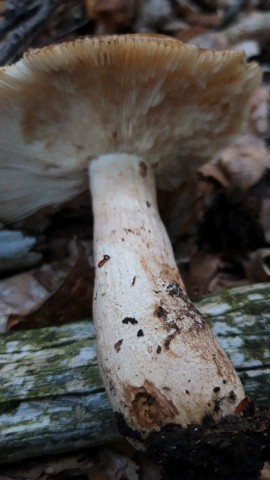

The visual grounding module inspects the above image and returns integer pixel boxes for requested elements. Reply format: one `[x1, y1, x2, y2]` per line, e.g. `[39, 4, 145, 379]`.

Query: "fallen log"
[0, 282, 269, 463]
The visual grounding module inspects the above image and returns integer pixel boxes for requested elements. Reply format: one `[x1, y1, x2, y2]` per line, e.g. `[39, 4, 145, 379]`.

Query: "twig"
[0, 0, 72, 65]
[0, 1, 39, 35]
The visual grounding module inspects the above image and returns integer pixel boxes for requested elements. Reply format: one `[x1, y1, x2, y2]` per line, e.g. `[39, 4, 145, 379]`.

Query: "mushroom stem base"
[115, 408, 270, 480]
[147, 410, 270, 480]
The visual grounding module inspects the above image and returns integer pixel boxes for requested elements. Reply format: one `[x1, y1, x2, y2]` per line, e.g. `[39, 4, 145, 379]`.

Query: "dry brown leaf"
[135, 0, 173, 32]
[249, 86, 270, 138]
[198, 163, 230, 188]
[7, 242, 94, 331]
[248, 248, 270, 282]
[86, 0, 134, 19]
[97, 449, 139, 480]
[185, 11, 221, 27]
[225, 11, 270, 44]
[0, 240, 93, 333]
[174, 0, 198, 15]
[139, 457, 161, 480]
[0, 453, 96, 480]
[0, 448, 151, 480]
[0, 1, 5, 14]
[176, 25, 207, 42]
[195, 164, 230, 230]
[86, 0, 137, 32]
[207, 272, 249, 293]
[190, 11, 270, 49]
[187, 30, 229, 50]
[162, 18, 188, 35]
[200, 257, 250, 294]
[218, 143, 270, 190]
[0, 270, 53, 333]
[185, 251, 221, 298]
[261, 462, 270, 480]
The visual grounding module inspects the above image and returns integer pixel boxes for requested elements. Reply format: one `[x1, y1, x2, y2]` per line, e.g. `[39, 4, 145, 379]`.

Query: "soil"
[117, 409, 270, 480]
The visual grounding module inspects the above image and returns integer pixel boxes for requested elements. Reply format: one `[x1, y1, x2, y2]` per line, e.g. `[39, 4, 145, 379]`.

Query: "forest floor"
[0, 1, 270, 479]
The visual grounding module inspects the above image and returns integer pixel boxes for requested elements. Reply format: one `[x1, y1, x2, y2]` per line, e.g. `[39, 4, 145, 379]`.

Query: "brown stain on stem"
[125, 380, 178, 429]
[160, 263, 184, 287]
[139, 161, 147, 177]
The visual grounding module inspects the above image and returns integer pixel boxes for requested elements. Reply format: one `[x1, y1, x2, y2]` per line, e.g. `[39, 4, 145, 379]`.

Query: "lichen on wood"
[0, 282, 269, 463]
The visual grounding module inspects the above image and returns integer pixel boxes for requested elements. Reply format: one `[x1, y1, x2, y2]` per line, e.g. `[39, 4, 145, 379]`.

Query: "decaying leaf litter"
[0, 0, 270, 479]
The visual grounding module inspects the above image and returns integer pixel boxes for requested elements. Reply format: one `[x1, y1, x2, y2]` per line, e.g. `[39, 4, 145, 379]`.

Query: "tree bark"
[0, 282, 269, 463]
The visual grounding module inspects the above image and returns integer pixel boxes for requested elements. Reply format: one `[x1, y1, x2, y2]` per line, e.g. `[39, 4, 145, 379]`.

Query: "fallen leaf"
[139, 456, 161, 480]
[176, 25, 207, 42]
[224, 11, 270, 44]
[249, 87, 270, 138]
[86, 0, 136, 32]
[198, 163, 230, 188]
[206, 257, 249, 293]
[218, 142, 270, 190]
[248, 248, 270, 282]
[185, 11, 221, 27]
[135, 0, 173, 32]
[187, 30, 229, 50]
[7, 241, 94, 331]
[261, 462, 270, 480]
[97, 448, 139, 480]
[0, 452, 95, 480]
[0, 271, 50, 333]
[174, 0, 199, 16]
[195, 164, 230, 233]
[207, 272, 249, 293]
[185, 251, 221, 298]
[0, 447, 150, 480]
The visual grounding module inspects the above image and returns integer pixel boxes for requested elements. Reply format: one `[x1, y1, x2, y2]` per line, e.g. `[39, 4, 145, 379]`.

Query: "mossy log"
[0, 283, 269, 463]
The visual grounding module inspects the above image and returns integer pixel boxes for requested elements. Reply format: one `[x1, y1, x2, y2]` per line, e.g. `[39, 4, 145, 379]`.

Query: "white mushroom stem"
[89, 153, 245, 436]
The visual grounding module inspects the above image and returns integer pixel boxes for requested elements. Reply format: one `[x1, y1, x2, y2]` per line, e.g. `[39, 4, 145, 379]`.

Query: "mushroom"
[0, 36, 262, 444]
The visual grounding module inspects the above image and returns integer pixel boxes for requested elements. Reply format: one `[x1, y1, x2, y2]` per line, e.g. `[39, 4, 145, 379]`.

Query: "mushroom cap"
[0, 34, 261, 223]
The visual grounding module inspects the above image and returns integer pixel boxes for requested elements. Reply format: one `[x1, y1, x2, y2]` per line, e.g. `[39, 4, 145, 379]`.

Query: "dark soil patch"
[147, 411, 270, 480]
